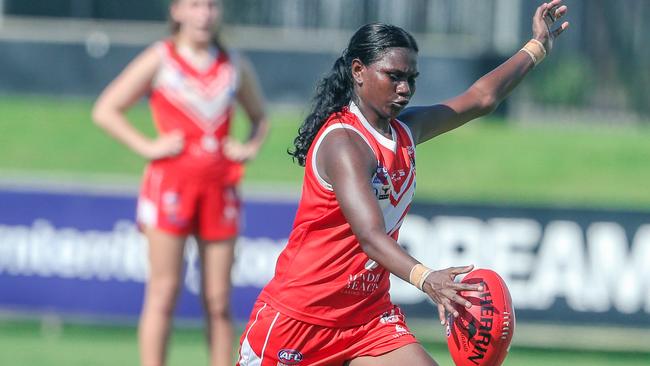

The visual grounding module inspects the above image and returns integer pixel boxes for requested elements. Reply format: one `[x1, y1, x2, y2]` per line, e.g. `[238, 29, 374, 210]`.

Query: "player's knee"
[203, 292, 231, 320]
[145, 277, 181, 313]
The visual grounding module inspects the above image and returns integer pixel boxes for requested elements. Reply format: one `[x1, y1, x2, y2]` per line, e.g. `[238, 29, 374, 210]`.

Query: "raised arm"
[224, 55, 270, 162]
[318, 129, 482, 324]
[400, 0, 569, 144]
[92, 45, 184, 160]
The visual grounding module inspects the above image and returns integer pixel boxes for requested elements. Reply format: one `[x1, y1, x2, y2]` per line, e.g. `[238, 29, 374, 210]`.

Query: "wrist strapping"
[409, 263, 433, 291]
[521, 39, 547, 66]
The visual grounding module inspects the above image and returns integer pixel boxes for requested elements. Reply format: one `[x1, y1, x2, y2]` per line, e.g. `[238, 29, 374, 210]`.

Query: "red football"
[446, 269, 515, 366]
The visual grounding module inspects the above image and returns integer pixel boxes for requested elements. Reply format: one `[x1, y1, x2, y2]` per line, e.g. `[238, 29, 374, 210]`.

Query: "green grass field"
[1, 319, 648, 366]
[2, 95, 650, 209]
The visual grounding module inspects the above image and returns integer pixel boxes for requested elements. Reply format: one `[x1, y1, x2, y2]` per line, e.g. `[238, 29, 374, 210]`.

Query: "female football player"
[93, 1, 268, 365]
[237, 1, 567, 365]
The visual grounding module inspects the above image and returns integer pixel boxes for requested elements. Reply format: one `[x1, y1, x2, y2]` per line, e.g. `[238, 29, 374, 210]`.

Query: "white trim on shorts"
[238, 303, 267, 366]
[260, 311, 280, 364]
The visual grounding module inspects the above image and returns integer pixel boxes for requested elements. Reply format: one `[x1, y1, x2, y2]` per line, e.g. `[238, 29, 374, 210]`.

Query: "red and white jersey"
[259, 101, 416, 327]
[148, 39, 241, 182]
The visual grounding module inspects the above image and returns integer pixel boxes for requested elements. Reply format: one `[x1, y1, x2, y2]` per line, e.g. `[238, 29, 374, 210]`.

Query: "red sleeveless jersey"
[148, 40, 241, 183]
[259, 102, 417, 327]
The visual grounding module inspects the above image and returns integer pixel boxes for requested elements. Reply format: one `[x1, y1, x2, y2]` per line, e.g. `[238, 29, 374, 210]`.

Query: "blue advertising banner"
[1, 188, 649, 326]
[0, 189, 296, 322]
[397, 203, 650, 327]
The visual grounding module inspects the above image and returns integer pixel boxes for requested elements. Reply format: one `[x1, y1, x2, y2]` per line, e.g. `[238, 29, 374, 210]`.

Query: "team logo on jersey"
[373, 165, 391, 200]
[277, 349, 303, 365]
[379, 309, 400, 324]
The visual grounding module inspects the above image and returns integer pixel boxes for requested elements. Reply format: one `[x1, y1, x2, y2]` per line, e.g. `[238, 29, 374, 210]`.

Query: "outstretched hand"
[532, 0, 570, 53]
[421, 265, 484, 326]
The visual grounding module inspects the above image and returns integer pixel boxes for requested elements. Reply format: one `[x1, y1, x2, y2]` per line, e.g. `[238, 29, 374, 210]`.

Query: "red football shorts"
[237, 300, 418, 366]
[136, 164, 240, 241]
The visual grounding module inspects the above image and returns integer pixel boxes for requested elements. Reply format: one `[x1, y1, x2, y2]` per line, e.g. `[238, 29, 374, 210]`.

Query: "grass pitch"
[2, 95, 650, 209]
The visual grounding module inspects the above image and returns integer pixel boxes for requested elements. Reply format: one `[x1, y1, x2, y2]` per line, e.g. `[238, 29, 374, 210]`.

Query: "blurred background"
[0, 1, 649, 365]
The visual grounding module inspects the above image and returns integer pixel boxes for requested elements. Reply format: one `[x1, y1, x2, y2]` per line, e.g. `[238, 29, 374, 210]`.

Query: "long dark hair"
[289, 23, 418, 166]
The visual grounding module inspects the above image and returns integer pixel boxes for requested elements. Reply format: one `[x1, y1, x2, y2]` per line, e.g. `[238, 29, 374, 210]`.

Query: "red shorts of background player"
[237, 300, 418, 366]
[136, 164, 241, 241]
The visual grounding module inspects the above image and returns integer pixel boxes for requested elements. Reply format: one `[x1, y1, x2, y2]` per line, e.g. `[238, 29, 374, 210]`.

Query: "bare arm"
[401, 0, 570, 144]
[318, 129, 481, 323]
[320, 129, 417, 281]
[92, 44, 184, 160]
[224, 55, 270, 162]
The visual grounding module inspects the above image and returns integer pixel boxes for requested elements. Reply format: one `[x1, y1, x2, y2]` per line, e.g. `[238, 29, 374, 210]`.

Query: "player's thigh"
[143, 227, 186, 289]
[347, 343, 438, 366]
[198, 238, 236, 304]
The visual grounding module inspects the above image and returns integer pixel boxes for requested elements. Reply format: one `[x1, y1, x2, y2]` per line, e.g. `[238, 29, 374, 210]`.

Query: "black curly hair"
[289, 23, 418, 166]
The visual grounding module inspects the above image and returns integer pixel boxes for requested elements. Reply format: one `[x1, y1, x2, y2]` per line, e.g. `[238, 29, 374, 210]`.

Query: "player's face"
[172, 0, 221, 43]
[354, 47, 418, 121]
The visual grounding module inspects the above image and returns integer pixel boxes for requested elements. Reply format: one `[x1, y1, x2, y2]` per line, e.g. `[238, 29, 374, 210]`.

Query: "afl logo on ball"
[277, 349, 303, 365]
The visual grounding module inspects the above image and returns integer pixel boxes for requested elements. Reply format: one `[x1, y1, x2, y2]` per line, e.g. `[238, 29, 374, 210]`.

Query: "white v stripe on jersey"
[152, 41, 239, 130]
